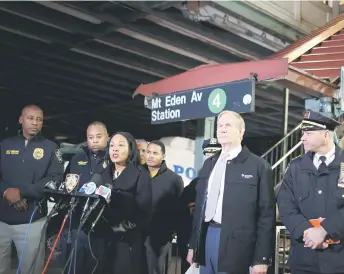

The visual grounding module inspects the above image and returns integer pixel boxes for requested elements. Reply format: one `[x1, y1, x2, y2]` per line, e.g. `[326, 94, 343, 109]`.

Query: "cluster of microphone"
[44, 173, 112, 231]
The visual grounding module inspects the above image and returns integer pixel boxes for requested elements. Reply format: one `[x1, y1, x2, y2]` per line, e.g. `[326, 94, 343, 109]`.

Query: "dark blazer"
[189, 146, 275, 274]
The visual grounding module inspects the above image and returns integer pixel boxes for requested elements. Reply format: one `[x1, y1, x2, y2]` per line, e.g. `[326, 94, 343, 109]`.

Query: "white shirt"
[313, 145, 335, 169]
[205, 146, 242, 223]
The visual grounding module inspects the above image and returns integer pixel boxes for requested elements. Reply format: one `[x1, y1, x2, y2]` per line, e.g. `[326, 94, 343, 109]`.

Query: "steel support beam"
[213, 1, 304, 42]
[282, 88, 290, 172]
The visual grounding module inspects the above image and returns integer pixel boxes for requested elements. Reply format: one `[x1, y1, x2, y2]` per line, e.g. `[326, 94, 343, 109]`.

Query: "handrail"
[261, 123, 302, 158]
[272, 141, 302, 169]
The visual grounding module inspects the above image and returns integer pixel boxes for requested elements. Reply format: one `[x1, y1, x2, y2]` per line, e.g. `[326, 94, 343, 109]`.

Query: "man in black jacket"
[0, 105, 63, 274]
[187, 110, 275, 274]
[277, 110, 344, 274]
[60, 121, 108, 273]
[144, 140, 184, 274]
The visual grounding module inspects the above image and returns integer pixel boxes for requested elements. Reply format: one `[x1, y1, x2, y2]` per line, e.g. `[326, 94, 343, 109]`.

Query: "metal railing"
[261, 123, 304, 187]
[261, 124, 305, 274]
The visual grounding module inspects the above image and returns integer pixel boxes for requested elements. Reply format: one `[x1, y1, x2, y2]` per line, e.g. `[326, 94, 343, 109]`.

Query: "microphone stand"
[66, 197, 78, 270]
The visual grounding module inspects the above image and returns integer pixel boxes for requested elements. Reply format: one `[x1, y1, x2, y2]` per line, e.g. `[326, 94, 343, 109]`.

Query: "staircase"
[261, 124, 305, 274]
[261, 123, 304, 187]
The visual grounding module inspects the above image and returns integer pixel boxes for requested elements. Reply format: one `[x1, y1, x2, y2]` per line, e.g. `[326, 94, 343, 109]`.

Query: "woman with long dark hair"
[88, 132, 152, 274]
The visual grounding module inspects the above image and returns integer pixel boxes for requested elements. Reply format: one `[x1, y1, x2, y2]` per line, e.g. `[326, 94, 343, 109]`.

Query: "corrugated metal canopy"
[0, 1, 306, 142]
[134, 58, 289, 97]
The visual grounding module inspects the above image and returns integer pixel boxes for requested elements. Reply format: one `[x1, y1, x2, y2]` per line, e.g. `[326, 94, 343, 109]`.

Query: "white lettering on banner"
[190, 91, 202, 102]
[165, 95, 186, 107]
[152, 109, 181, 121]
[151, 98, 162, 109]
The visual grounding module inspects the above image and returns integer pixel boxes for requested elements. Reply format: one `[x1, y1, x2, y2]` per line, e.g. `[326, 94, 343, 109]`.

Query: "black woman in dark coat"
[88, 132, 152, 274]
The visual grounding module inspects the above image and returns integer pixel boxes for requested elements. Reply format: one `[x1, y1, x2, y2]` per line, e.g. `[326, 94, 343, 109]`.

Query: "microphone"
[89, 184, 112, 231]
[88, 183, 112, 210]
[45, 180, 58, 191]
[79, 173, 102, 221]
[80, 183, 112, 231]
[48, 174, 80, 213]
[64, 174, 81, 194]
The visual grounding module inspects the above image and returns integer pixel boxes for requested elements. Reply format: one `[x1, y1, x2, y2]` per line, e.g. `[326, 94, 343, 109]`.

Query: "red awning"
[134, 58, 289, 97]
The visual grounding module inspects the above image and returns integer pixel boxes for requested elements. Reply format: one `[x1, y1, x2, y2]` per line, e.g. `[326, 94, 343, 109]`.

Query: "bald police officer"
[277, 110, 344, 274]
[0, 105, 63, 274]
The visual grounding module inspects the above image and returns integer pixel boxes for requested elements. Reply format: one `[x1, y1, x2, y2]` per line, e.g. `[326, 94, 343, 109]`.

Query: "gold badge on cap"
[338, 163, 344, 188]
[303, 110, 310, 119]
[33, 148, 44, 160]
[65, 173, 80, 193]
[209, 138, 217, 145]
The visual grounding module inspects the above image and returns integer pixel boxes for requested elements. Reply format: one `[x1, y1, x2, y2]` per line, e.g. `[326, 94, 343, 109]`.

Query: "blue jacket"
[0, 134, 63, 225]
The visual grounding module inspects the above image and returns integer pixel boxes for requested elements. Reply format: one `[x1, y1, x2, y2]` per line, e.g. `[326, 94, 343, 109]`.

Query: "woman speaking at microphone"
[87, 132, 152, 274]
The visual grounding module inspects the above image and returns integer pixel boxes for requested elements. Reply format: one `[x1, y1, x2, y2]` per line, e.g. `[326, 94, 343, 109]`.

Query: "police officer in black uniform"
[178, 138, 221, 274]
[277, 110, 344, 274]
[60, 121, 109, 273]
[0, 105, 63, 274]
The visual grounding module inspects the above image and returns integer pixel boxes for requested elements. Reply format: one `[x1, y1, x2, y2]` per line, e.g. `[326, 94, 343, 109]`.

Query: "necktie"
[205, 153, 228, 221]
[318, 156, 327, 173]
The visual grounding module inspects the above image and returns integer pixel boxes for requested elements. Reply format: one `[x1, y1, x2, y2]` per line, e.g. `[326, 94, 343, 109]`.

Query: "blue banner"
[150, 78, 255, 124]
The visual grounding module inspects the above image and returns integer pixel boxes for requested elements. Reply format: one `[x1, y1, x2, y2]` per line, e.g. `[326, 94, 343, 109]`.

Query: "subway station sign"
[150, 78, 255, 124]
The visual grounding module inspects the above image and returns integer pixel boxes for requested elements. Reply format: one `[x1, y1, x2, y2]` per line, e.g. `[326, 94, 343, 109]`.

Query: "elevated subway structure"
[0, 2, 344, 274]
[0, 1, 314, 144]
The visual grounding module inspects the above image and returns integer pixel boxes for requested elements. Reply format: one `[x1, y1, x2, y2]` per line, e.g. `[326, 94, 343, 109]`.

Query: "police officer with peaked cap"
[202, 138, 222, 159]
[178, 138, 221, 274]
[0, 105, 64, 274]
[277, 109, 344, 274]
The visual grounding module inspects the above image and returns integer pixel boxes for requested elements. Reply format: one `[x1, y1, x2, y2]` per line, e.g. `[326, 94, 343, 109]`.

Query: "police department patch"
[55, 149, 63, 164]
[33, 148, 44, 160]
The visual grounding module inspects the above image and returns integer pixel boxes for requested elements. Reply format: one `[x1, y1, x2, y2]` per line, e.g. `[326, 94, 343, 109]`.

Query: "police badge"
[64, 174, 80, 193]
[33, 148, 44, 160]
[102, 160, 108, 169]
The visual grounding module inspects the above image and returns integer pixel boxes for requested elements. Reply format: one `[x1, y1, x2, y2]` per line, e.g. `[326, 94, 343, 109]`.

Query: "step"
[301, 52, 344, 61]
[321, 39, 344, 47]
[311, 45, 344, 54]
[330, 34, 344, 40]
[291, 59, 344, 70]
[301, 67, 341, 78]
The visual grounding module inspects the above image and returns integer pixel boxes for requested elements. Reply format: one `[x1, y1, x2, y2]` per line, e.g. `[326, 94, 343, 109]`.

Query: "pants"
[179, 245, 190, 274]
[145, 236, 172, 274]
[105, 232, 143, 274]
[0, 218, 46, 274]
[200, 226, 228, 274]
[60, 229, 90, 273]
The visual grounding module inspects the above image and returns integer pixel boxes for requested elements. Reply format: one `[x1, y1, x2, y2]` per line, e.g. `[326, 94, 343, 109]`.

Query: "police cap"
[203, 138, 221, 155]
[301, 109, 340, 131]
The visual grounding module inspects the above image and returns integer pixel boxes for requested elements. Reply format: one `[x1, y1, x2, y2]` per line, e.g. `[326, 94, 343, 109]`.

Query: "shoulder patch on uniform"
[55, 149, 63, 164]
